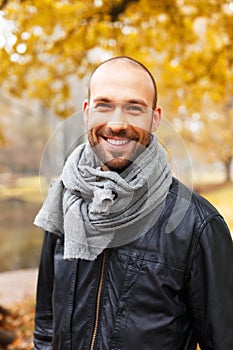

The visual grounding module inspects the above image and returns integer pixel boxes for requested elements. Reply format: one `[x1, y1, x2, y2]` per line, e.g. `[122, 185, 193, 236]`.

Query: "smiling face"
[83, 60, 161, 172]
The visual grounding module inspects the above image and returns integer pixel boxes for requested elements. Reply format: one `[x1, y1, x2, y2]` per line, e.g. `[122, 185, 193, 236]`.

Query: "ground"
[0, 269, 38, 306]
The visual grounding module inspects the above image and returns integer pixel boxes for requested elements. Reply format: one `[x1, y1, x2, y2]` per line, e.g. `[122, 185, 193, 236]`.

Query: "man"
[34, 56, 233, 350]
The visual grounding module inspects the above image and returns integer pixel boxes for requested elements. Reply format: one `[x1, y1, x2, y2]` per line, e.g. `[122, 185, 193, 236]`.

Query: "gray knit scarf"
[34, 134, 172, 260]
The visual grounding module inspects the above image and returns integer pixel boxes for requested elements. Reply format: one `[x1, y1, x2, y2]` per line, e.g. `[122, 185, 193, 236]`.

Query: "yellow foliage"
[0, 0, 232, 177]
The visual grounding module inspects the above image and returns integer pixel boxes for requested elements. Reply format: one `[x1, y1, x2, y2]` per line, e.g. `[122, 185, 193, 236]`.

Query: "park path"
[0, 268, 38, 306]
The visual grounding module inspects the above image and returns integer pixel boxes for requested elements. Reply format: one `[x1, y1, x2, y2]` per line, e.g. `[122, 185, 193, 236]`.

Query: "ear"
[151, 106, 162, 132]
[83, 99, 89, 125]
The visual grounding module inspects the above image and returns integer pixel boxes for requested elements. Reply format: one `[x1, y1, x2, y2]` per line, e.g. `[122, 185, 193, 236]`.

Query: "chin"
[104, 158, 132, 173]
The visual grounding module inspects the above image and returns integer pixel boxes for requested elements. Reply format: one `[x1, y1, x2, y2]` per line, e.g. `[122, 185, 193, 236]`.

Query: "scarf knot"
[90, 187, 115, 215]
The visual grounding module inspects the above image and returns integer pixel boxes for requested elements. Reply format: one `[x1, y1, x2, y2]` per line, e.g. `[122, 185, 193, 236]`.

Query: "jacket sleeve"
[188, 215, 233, 350]
[34, 231, 57, 350]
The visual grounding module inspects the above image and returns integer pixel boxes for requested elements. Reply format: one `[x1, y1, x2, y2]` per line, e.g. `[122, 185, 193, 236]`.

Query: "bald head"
[88, 56, 158, 110]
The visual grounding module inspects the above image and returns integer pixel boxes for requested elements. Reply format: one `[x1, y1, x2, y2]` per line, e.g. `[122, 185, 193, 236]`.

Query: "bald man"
[34, 56, 233, 350]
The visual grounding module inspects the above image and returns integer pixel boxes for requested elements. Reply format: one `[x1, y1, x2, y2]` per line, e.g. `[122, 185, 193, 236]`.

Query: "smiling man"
[84, 58, 161, 172]
[34, 56, 233, 350]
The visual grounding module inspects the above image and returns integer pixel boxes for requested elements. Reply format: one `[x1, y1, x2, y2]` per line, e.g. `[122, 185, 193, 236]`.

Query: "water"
[0, 199, 43, 272]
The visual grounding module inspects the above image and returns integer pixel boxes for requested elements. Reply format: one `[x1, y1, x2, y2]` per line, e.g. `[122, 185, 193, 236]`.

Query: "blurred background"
[0, 0, 232, 347]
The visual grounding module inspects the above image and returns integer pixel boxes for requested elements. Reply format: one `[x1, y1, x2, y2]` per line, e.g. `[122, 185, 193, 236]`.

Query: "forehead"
[89, 62, 154, 105]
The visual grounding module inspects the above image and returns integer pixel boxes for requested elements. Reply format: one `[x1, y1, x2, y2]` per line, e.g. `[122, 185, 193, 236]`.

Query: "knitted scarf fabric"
[34, 135, 172, 260]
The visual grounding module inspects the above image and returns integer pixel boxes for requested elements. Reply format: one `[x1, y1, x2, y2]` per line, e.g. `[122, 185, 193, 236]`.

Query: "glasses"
[90, 101, 153, 118]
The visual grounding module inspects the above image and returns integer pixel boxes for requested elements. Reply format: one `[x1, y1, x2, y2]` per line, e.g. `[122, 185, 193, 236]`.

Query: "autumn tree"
[0, 0, 232, 181]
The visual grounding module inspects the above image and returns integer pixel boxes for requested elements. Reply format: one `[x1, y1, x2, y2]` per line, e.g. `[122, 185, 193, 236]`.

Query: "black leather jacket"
[34, 178, 233, 350]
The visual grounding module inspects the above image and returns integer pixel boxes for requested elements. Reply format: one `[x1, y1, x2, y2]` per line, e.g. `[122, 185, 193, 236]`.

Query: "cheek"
[133, 126, 151, 143]
[87, 128, 96, 144]
[88, 127, 102, 146]
[128, 115, 153, 131]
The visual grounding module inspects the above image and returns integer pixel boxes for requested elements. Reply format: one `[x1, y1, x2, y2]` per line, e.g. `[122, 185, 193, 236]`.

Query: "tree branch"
[109, 0, 140, 21]
[0, 0, 9, 10]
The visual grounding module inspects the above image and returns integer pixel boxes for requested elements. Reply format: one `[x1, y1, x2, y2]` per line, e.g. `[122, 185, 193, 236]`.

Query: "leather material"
[34, 178, 233, 350]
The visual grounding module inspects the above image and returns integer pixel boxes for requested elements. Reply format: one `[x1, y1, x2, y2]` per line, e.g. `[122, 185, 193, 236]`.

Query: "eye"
[94, 102, 113, 111]
[127, 104, 145, 115]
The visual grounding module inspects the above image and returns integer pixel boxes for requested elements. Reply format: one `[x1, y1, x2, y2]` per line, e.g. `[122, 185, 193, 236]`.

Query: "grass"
[0, 176, 48, 204]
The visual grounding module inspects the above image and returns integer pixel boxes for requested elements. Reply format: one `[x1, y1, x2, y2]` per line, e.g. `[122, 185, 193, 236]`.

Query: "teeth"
[107, 138, 128, 145]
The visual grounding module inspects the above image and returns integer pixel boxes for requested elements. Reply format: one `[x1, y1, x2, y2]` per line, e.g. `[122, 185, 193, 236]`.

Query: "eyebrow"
[127, 99, 148, 107]
[93, 97, 148, 106]
[93, 97, 111, 103]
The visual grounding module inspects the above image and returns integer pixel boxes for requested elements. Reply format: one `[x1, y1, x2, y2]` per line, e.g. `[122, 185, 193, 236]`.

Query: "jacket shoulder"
[168, 177, 221, 222]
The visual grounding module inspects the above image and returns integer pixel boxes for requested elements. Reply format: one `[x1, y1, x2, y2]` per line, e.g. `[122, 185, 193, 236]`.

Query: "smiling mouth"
[105, 138, 130, 146]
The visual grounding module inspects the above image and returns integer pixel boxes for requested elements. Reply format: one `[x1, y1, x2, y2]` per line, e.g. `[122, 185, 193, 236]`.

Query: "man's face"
[83, 62, 161, 172]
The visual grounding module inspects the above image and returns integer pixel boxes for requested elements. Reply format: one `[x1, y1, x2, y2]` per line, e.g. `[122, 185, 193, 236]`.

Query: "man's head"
[83, 56, 161, 172]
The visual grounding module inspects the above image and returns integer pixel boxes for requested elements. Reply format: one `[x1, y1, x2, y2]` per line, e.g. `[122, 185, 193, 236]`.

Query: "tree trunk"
[224, 156, 232, 183]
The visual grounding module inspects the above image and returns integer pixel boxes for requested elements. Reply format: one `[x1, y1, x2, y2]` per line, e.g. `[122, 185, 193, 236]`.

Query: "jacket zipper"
[90, 249, 107, 350]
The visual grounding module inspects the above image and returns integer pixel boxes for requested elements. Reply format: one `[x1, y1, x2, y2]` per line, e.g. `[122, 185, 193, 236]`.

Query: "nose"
[107, 106, 127, 131]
